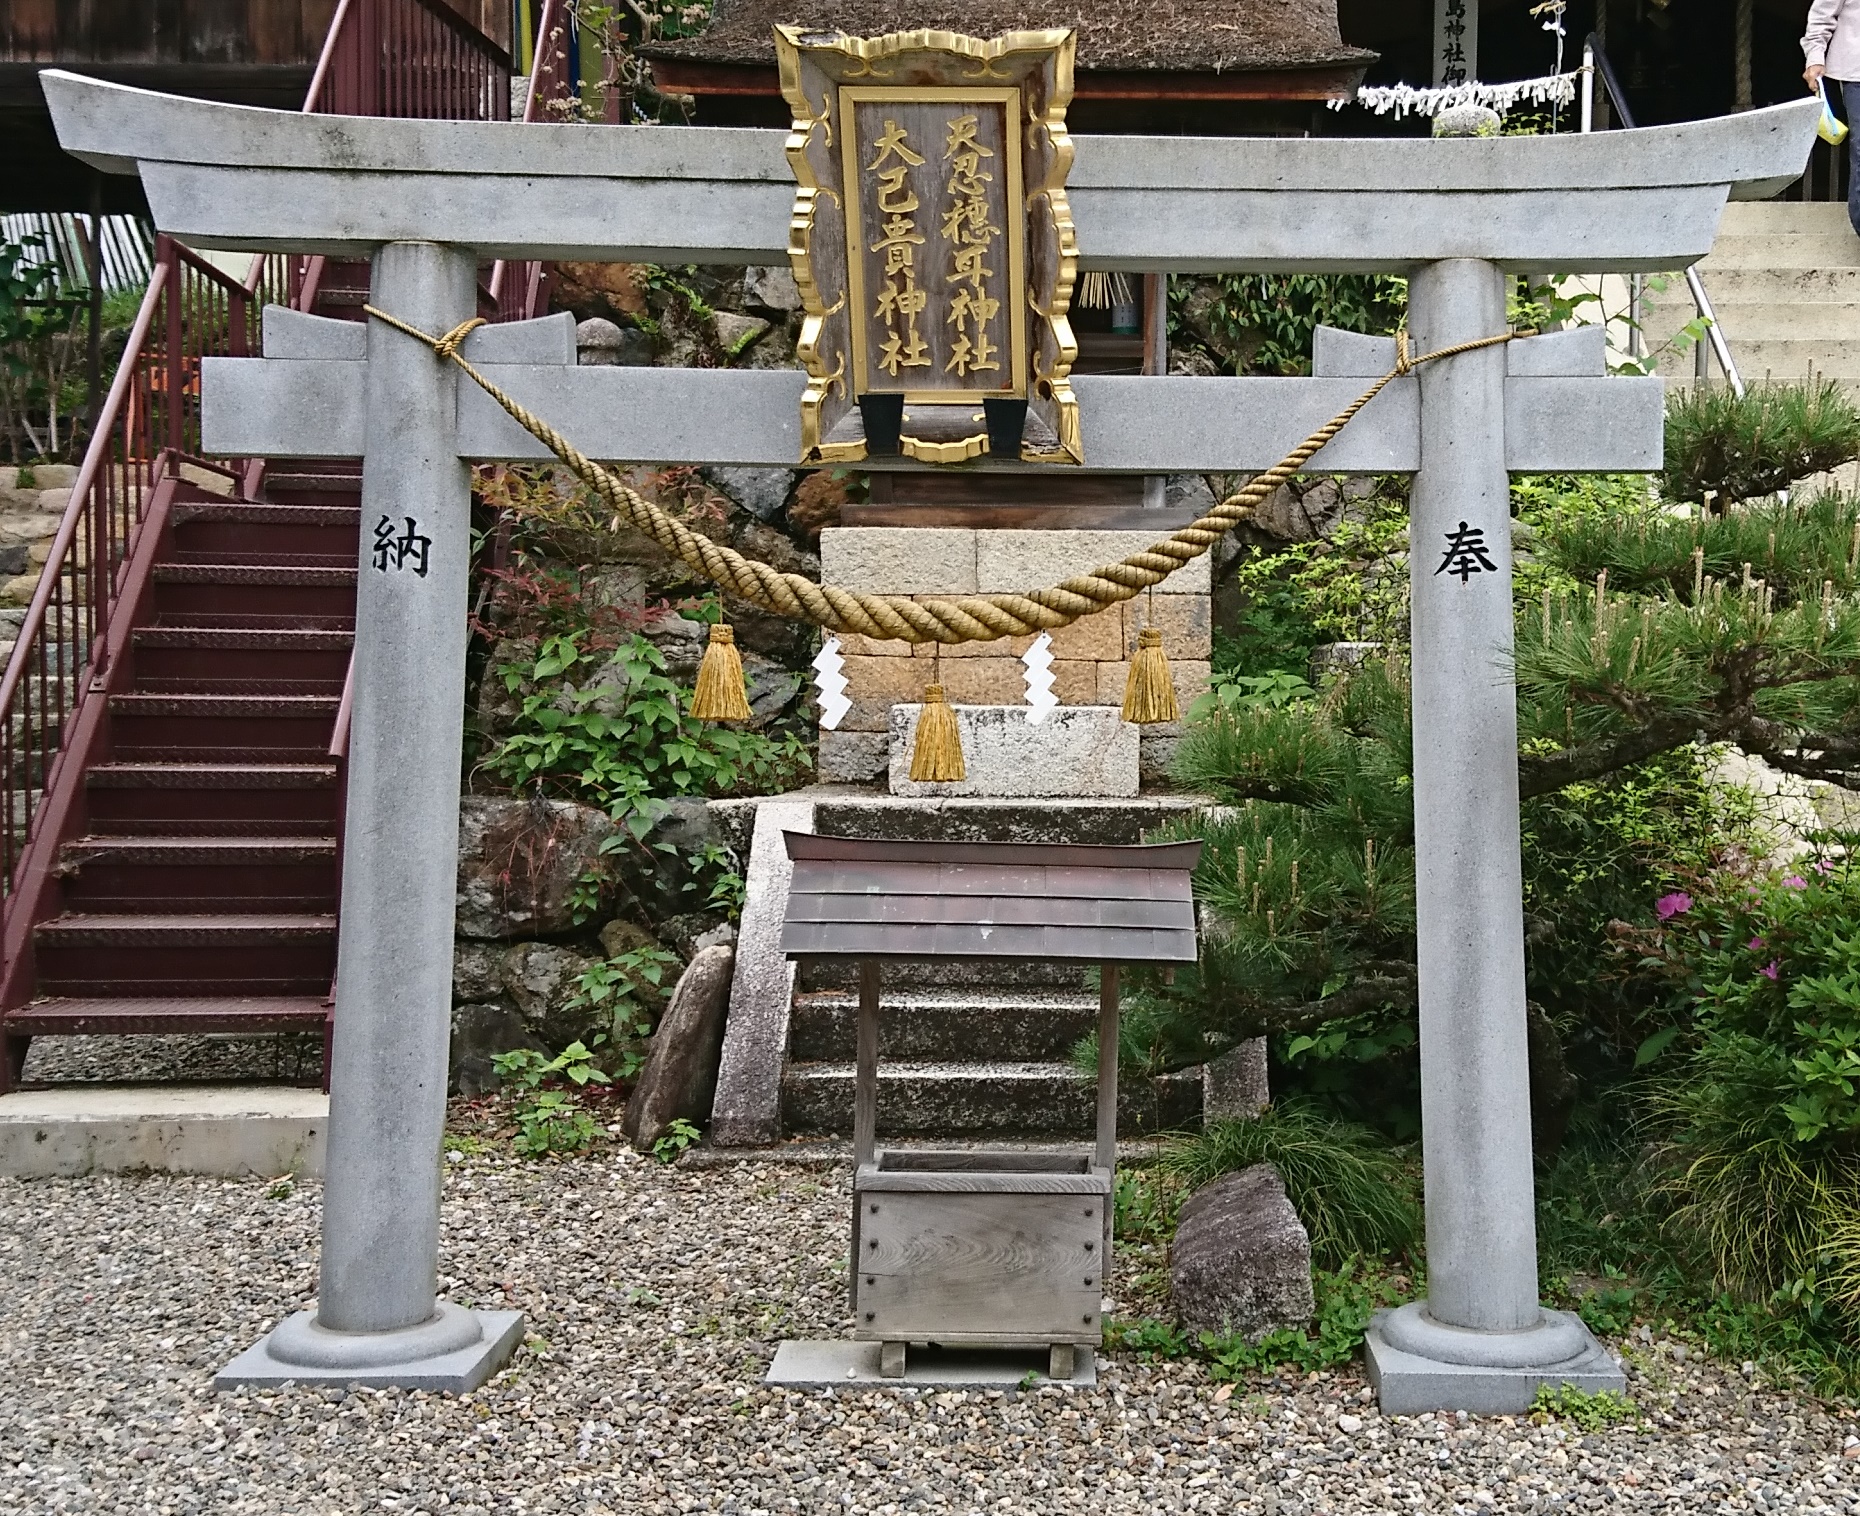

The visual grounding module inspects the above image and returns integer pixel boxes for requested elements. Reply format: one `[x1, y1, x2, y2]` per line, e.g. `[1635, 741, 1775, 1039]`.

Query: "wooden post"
[854, 958, 880, 1170]
[1094, 963, 1119, 1172]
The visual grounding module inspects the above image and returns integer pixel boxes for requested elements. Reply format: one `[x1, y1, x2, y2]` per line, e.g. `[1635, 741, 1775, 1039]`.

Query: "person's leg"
[1843, 81, 1860, 236]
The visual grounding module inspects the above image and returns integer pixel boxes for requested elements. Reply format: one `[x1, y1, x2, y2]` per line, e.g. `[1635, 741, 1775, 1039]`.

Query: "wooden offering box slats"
[780, 833, 1202, 1380]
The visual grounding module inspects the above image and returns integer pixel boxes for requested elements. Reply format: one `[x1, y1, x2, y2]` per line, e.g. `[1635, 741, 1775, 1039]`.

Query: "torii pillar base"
[216, 1304, 526, 1393]
[1362, 1303, 1624, 1415]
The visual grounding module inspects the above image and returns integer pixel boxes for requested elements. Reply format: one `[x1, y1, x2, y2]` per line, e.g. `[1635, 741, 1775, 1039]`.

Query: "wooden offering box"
[780, 834, 1202, 1380]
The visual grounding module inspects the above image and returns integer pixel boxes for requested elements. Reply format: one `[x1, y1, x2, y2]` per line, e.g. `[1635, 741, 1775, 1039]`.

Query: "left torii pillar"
[218, 244, 524, 1391]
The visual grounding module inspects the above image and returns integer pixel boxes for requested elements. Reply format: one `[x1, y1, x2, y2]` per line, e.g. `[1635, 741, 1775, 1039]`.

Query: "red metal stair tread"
[88, 761, 338, 787]
[7, 996, 330, 1035]
[153, 563, 356, 585]
[133, 627, 355, 650]
[172, 502, 360, 524]
[109, 693, 341, 715]
[36, 913, 337, 942]
[63, 835, 337, 863]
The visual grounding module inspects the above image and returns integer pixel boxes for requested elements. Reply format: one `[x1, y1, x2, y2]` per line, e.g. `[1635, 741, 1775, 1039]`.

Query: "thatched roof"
[644, 0, 1375, 75]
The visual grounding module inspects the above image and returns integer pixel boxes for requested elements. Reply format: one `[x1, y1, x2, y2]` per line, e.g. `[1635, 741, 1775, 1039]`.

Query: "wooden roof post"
[1095, 962, 1119, 1174]
[854, 958, 880, 1171]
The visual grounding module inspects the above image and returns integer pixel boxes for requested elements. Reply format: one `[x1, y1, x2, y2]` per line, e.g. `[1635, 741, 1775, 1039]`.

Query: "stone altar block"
[888, 705, 1138, 798]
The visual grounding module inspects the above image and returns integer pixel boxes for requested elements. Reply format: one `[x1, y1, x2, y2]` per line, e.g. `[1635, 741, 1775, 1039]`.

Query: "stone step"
[789, 989, 1099, 1062]
[1716, 201, 1855, 237]
[798, 956, 1092, 992]
[1653, 338, 1860, 384]
[1644, 266, 1860, 305]
[780, 1060, 1201, 1138]
[1639, 301, 1860, 342]
[1689, 236, 1860, 271]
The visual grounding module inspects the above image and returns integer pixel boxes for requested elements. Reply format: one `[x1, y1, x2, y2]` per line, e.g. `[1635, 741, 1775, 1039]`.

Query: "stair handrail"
[488, 0, 571, 322]
[1584, 32, 1747, 397]
[0, 236, 262, 906]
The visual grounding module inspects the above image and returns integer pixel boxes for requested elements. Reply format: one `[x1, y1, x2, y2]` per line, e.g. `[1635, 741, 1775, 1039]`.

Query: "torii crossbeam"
[42, 67, 1816, 1410]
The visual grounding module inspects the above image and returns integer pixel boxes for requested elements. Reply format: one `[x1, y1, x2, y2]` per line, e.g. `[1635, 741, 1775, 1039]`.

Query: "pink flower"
[1783, 875, 1808, 890]
[1760, 960, 1781, 980]
[1814, 860, 1836, 875]
[1748, 937, 1766, 951]
[1655, 892, 1693, 921]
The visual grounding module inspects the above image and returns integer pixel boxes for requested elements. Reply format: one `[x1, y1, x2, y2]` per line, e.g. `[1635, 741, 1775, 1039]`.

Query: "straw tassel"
[690, 623, 752, 721]
[909, 683, 966, 782]
[1122, 627, 1179, 724]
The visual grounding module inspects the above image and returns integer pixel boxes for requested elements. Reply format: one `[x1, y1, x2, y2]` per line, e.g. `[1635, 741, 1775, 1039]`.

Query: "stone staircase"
[772, 796, 1205, 1141]
[1644, 202, 1860, 388]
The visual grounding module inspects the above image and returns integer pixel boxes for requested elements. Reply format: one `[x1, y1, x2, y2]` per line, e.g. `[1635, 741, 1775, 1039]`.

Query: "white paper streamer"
[1330, 71, 1579, 122]
[812, 636, 851, 731]
[1021, 632, 1058, 725]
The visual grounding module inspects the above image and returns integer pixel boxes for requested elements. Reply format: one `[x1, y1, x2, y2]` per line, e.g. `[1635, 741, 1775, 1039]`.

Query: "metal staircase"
[0, 0, 557, 1090]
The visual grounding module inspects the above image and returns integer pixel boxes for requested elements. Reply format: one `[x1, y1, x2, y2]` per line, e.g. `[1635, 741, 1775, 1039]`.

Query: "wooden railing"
[0, 239, 268, 902]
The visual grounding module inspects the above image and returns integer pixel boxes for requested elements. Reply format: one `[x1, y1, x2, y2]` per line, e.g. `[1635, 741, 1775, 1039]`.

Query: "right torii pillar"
[1361, 260, 1622, 1412]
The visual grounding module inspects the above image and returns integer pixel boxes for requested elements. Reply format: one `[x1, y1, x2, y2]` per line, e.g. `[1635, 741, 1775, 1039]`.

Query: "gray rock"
[1309, 641, 1386, 683]
[623, 945, 736, 1148]
[656, 912, 736, 960]
[499, 940, 600, 1050]
[1203, 1037, 1270, 1121]
[742, 264, 802, 313]
[1434, 103, 1502, 138]
[0, 544, 28, 577]
[450, 1002, 539, 1098]
[1168, 348, 1221, 378]
[652, 795, 717, 854]
[1252, 477, 1345, 542]
[452, 940, 507, 1002]
[597, 917, 668, 964]
[576, 316, 652, 367]
[713, 311, 770, 360]
[1164, 474, 1216, 515]
[455, 795, 616, 939]
[1170, 1164, 1315, 1341]
[702, 466, 794, 523]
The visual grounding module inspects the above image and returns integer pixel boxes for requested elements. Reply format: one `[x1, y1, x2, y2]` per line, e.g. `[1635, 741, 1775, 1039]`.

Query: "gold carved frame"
[776, 25, 1083, 466]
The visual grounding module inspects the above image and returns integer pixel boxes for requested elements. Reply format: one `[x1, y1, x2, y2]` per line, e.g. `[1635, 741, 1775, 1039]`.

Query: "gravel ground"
[19, 1033, 323, 1086]
[3, 1151, 1858, 1515]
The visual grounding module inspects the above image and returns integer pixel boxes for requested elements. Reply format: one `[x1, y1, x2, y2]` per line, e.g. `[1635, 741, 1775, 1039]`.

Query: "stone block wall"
[816, 526, 1211, 789]
[0, 464, 79, 661]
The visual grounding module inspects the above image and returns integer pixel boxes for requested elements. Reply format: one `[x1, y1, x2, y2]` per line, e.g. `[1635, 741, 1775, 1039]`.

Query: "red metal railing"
[489, 0, 571, 322]
[307, 0, 511, 121]
[0, 0, 515, 919]
[0, 239, 269, 900]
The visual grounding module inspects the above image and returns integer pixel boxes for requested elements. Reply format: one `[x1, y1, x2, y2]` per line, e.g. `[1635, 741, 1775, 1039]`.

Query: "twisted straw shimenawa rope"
[365, 304, 1529, 646]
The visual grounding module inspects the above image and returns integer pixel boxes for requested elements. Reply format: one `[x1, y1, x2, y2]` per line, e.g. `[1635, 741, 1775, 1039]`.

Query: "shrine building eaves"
[40, 69, 1818, 274]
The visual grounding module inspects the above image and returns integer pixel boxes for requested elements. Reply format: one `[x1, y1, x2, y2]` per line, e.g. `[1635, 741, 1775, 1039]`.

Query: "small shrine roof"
[779, 834, 1203, 962]
[644, 0, 1376, 77]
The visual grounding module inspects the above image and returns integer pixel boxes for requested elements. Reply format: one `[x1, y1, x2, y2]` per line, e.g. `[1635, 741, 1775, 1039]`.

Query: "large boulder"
[1170, 1163, 1315, 1341]
[623, 945, 735, 1149]
[455, 795, 616, 939]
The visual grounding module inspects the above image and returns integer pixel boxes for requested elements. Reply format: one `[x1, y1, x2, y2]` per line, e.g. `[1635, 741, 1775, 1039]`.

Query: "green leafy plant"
[1530, 1384, 1639, 1430]
[1104, 1259, 1412, 1376]
[1172, 273, 1406, 376]
[566, 944, 681, 1077]
[651, 1117, 702, 1164]
[487, 631, 810, 812]
[491, 1041, 613, 1157]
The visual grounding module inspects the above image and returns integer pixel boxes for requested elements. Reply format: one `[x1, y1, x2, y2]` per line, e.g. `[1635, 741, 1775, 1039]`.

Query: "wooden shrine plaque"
[776, 26, 1082, 466]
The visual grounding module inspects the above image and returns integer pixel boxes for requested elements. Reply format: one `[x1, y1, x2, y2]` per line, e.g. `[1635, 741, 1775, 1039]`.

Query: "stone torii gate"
[44, 69, 1814, 1409]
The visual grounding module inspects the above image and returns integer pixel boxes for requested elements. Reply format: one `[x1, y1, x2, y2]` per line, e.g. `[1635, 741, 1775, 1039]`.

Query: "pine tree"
[1153, 418, 1860, 1069]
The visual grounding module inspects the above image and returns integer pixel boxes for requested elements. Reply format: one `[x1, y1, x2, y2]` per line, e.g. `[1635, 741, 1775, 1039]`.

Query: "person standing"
[1805, 0, 1860, 233]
